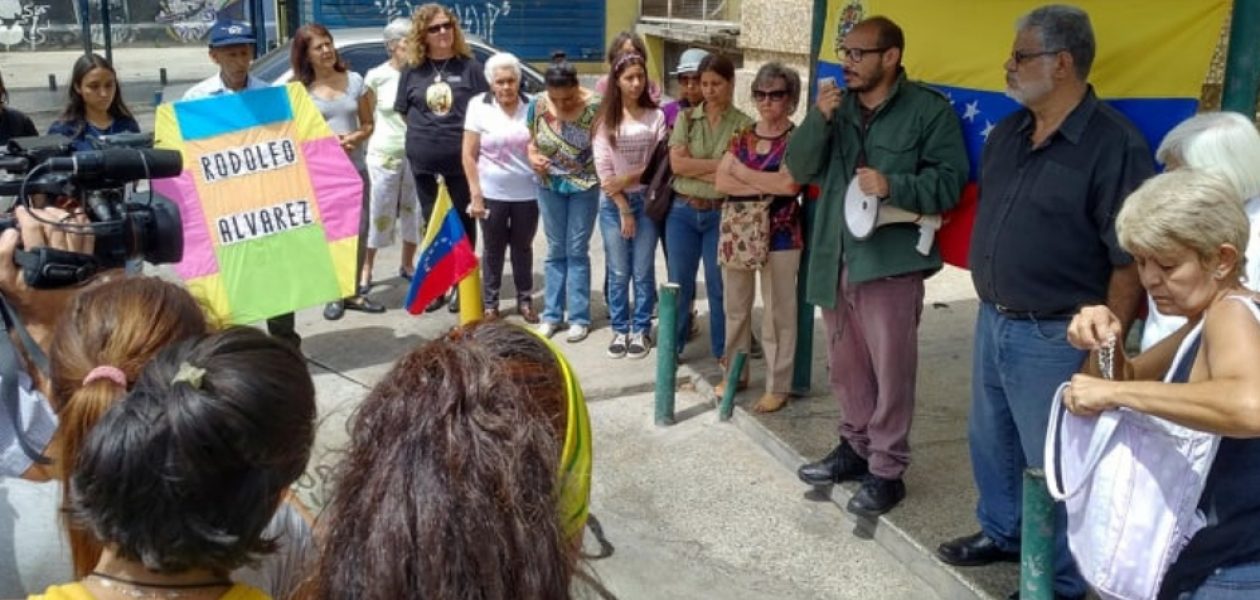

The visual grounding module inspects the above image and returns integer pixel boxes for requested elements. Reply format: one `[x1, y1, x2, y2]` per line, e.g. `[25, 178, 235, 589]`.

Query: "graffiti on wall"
[0, 0, 245, 50]
[371, 0, 512, 44]
[0, 0, 51, 50]
[157, 0, 241, 43]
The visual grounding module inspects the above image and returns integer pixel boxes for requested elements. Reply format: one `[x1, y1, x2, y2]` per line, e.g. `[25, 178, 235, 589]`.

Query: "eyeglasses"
[752, 89, 789, 102]
[839, 46, 889, 63]
[426, 22, 454, 34]
[1010, 48, 1064, 64]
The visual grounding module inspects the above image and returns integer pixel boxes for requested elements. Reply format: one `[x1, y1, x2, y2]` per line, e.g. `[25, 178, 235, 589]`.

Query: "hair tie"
[82, 365, 127, 388]
[172, 362, 207, 389]
[613, 51, 644, 72]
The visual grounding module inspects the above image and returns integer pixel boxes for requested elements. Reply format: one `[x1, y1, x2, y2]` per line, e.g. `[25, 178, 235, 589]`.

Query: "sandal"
[752, 392, 790, 414]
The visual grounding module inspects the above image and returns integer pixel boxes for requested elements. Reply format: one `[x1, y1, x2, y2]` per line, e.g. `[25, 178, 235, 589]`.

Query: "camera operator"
[0, 205, 96, 480]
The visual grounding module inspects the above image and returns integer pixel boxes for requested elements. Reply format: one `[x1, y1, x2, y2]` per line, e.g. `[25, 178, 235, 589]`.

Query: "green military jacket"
[784, 71, 968, 309]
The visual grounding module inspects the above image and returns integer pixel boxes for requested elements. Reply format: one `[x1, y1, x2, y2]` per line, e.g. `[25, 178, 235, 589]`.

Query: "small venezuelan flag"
[405, 182, 478, 315]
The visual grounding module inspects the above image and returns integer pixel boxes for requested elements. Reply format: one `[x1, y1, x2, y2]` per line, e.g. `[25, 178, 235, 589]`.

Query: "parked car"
[250, 27, 545, 94]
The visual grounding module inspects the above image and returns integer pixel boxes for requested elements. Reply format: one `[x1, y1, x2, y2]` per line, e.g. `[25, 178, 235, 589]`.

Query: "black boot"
[797, 440, 868, 485]
[846, 475, 906, 517]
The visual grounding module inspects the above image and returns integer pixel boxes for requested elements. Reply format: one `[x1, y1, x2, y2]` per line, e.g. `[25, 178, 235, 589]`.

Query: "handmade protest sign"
[153, 83, 362, 324]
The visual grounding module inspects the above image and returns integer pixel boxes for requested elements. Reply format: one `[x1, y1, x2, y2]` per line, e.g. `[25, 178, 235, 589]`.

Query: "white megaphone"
[844, 178, 941, 256]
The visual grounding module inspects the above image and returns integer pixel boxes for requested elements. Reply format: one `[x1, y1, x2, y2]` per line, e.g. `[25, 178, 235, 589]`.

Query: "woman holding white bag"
[1063, 169, 1260, 600]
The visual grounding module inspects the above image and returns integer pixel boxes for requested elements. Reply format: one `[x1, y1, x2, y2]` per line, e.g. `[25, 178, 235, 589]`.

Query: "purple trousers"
[820, 268, 925, 479]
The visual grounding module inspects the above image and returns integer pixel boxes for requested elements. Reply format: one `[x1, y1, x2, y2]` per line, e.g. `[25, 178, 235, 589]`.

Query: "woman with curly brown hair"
[309, 320, 593, 599]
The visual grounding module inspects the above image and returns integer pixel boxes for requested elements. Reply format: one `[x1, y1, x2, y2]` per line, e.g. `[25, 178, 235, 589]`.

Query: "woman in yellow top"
[29, 328, 316, 600]
[665, 54, 754, 363]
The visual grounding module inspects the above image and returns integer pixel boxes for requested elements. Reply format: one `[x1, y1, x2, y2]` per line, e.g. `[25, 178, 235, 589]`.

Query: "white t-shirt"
[1140, 196, 1260, 351]
[463, 93, 537, 201]
[364, 62, 407, 163]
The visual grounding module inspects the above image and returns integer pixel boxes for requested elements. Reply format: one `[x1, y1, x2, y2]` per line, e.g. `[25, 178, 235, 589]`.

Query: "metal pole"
[250, 0, 267, 58]
[1222, 0, 1260, 115]
[718, 351, 747, 421]
[1020, 468, 1055, 600]
[100, 0, 112, 64]
[655, 283, 680, 426]
[78, 0, 92, 55]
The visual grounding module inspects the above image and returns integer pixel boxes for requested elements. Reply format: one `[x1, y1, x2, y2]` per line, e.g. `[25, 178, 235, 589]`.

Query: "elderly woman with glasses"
[713, 62, 802, 413]
[396, 3, 489, 313]
[362, 18, 423, 288]
[462, 52, 541, 323]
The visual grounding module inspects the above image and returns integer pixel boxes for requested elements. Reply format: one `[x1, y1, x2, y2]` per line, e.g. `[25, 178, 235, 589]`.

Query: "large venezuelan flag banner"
[817, 0, 1229, 267]
[153, 84, 363, 324]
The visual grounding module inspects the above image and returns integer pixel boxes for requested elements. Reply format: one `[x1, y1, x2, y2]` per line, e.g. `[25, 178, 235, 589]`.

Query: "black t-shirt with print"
[394, 55, 488, 176]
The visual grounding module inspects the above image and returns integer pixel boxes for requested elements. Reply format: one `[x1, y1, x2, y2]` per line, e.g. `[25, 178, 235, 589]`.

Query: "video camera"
[0, 133, 184, 288]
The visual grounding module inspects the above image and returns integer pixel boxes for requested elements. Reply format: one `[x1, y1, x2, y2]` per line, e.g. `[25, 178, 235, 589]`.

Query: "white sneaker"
[626, 332, 651, 359]
[607, 332, 628, 358]
[565, 324, 590, 343]
[537, 322, 560, 338]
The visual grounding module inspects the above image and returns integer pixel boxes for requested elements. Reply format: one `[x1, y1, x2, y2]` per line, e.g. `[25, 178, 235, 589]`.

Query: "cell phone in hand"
[819, 77, 838, 91]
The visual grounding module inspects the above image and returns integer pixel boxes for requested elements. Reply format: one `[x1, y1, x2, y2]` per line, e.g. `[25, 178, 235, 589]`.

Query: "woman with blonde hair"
[1065, 169, 1260, 598]
[396, 3, 489, 313]
[1140, 111, 1260, 350]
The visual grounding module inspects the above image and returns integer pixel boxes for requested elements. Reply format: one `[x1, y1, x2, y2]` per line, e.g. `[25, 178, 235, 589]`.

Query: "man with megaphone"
[785, 16, 968, 518]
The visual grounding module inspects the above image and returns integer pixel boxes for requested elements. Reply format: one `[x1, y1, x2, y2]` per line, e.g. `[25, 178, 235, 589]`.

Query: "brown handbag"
[718, 196, 772, 270]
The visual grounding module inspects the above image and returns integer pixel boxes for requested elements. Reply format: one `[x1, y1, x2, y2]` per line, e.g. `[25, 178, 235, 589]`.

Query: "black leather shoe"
[846, 475, 906, 517]
[345, 295, 386, 314]
[797, 440, 869, 485]
[937, 531, 1020, 567]
[425, 294, 447, 313]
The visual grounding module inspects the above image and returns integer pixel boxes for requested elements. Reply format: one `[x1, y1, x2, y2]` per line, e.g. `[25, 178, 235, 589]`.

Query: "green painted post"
[1222, 0, 1260, 115]
[792, 198, 819, 395]
[791, 0, 831, 395]
[655, 283, 680, 426]
[1020, 469, 1055, 600]
[718, 351, 748, 421]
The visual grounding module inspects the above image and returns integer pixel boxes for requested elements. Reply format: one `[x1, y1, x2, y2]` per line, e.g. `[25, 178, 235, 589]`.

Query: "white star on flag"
[980, 120, 995, 140]
[962, 100, 980, 123]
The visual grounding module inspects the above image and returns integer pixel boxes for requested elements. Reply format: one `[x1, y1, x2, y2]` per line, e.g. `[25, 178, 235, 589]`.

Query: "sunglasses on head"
[426, 21, 454, 34]
[752, 89, 789, 102]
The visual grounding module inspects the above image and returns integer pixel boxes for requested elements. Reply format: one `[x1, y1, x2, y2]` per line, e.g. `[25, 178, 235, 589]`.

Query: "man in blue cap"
[183, 22, 300, 351]
[183, 21, 268, 99]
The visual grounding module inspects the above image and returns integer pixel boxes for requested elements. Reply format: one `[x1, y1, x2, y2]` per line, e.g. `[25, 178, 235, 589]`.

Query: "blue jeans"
[1183, 562, 1260, 599]
[537, 186, 599, 326]
[664, 198, 723, 358]
[969, 302, 1087, 597]
[599, 191, 658, 334]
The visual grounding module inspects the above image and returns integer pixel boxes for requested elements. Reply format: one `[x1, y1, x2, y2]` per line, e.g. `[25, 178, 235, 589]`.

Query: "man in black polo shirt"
[935, 6, 1152, 600]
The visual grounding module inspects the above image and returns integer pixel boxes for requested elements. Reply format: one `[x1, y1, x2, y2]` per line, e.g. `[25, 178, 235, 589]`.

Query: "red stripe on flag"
[939, 182, 977, 269]
[405, 237, 478, 315]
